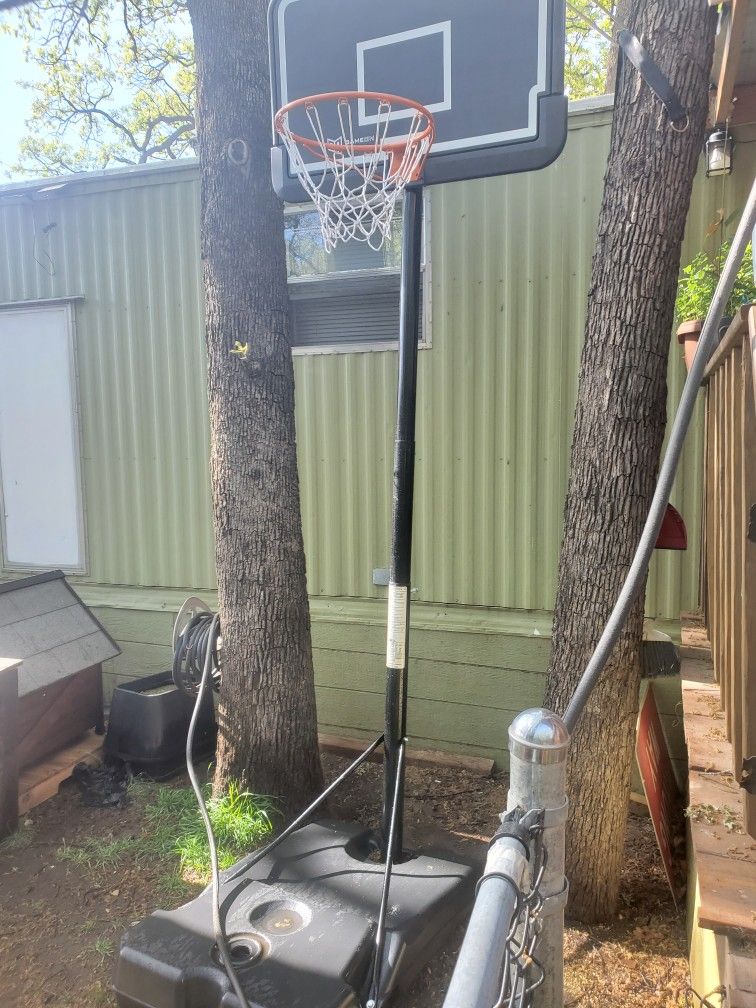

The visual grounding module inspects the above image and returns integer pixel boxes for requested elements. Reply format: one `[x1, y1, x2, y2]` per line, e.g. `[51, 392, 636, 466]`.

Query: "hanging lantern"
[706, 128, 734, 178]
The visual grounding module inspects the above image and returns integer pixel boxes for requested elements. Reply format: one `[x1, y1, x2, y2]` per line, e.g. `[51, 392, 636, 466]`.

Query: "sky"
[0, 28, 41, 179]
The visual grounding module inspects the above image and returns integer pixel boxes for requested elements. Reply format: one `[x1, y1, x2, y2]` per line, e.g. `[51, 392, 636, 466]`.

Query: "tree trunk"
[544, 0, 715, 923]
[188, 0, 324, 814]
[605, 0, 634, 91]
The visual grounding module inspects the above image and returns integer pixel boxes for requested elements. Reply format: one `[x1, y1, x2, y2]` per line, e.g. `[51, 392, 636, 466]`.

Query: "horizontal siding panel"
[315, 685, 527, 752]
[317, 722, 508, 767]
[313, 648, 545, 710]
[96, 607, 685, 771]
[90, 606, 176, 645]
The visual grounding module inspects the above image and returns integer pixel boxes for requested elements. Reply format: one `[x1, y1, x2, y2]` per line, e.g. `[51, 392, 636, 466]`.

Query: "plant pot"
[676, 319, 703, 372]
[104, 670, 216, 780]
[676, 315, 734, 373]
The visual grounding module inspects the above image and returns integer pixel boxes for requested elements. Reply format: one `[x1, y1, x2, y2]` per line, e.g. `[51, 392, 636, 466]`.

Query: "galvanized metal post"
[442, 831, 529, 1008]
[507, 708, 569, 1008]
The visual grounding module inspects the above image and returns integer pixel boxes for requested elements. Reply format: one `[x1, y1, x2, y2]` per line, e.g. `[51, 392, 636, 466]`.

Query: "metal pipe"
[443, 710, 569, 1008]
[383, 184, 424, 857]
[564, 175, 756, 731]
[507, 710, 569, 1008]
[368, 739, 406, 1008]
[442, 842, 528, 1008]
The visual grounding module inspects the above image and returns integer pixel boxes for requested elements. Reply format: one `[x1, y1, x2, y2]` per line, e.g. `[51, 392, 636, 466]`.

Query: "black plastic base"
[115, 820, 476, 1008]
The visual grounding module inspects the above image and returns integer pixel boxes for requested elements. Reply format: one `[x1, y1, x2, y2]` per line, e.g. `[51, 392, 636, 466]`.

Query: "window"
[285, 198, 430, 352]
[0, 303, 86, 571]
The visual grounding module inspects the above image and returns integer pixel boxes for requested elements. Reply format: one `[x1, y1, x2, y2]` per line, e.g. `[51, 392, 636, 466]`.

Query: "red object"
[636, 686, 682, 903]
[655, 503, 687, 550]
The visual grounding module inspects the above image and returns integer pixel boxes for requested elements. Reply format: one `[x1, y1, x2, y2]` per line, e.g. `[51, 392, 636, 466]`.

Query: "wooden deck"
[682, 650, 756, 1007]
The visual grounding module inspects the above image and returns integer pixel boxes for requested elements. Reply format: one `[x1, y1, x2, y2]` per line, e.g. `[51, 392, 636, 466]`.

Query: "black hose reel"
[171, 597, 222, 697]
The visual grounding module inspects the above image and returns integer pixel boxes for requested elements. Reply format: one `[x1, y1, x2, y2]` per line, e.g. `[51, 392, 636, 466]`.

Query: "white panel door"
[0, 304, 85, 570]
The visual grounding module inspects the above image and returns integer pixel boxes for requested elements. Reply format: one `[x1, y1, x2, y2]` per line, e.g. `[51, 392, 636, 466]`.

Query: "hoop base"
[114, 821, 476, 1008]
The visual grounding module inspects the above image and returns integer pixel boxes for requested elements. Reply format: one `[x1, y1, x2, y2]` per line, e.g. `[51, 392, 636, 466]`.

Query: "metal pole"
[507, 709, 569, 1008]
[442, 839, 529, 1008]
[383, 183, 423, 858]
[443, 709, 569, 1008]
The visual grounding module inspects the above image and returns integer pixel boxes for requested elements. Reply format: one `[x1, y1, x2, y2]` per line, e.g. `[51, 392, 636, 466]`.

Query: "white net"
[275, 92, 434, 251]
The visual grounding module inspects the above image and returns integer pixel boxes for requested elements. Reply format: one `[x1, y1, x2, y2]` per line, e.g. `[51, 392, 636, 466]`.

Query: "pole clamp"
[617, 30, 688, 130]
[489, 807, 545, 860]
[540, 878, 569, 916]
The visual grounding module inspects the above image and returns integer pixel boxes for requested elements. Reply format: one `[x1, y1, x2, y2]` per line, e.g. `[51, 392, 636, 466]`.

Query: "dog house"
[0, 570, 120, 834]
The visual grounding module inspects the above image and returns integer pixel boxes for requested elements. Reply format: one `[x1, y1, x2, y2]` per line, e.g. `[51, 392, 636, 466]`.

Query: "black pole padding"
[382, 184, 424, 858]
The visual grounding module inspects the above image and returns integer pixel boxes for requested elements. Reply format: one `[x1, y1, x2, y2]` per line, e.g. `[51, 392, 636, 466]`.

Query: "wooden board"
[635, 686, 684, 902]
[318, 732, 494, 777]
[713, 0, 749, 124]
[17, 664, 104, 770]
[696, 850, 756, 934]
[0, 659, 20, 839]
[18, 730, 103, 816]
[681, 655, 756, 937]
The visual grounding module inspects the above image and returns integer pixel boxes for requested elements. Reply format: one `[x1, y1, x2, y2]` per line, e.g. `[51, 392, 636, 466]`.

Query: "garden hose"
[173, 599, 222, 696]
[183, 610, 253, 1008]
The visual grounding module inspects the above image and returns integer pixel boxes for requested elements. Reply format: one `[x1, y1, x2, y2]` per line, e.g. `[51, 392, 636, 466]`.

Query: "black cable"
[179, 602, 387, 1006]
[174, 612, 221, 695]
[184, 613, 252, 1008]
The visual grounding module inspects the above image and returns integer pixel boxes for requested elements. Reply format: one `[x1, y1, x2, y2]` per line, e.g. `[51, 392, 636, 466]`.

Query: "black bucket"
[104, 671, 216, 780]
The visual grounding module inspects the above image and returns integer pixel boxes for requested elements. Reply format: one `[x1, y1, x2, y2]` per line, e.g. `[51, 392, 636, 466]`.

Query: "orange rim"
[274, 90, 436, 162]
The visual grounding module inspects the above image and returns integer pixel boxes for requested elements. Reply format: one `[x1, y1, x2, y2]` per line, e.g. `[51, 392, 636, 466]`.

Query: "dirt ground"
[0, 754, 688, 1008]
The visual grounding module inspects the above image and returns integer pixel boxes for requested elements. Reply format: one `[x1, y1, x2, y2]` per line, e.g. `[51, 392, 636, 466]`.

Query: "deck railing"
[702, 303, 756, 839]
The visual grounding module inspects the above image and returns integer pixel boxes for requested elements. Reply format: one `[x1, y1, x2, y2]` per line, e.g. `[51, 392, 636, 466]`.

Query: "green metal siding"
[1, 108, 753, 613]
[296, 110, 755, 618]
[1, 104, 754, 767]
[0, 168, 215, 590]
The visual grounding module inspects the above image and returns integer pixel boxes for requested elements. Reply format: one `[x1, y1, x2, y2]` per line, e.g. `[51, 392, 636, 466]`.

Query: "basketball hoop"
[274, 91, 435, 251]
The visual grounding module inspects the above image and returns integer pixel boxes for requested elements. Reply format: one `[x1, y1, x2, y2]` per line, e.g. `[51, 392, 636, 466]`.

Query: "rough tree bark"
[606, 0, 634, 89]
[188, 0, 325, 813]
[544, 0, 716, 922]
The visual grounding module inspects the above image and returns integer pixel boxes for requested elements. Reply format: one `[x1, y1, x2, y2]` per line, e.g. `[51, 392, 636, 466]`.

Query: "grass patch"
[92, 936, 115, 965]
[84, 982, 113, 1007]
[143, 780, 276, 879]
[58, 835, 143, 871]
[154, 870, 197, 904]
[0, 824, 35, 854]
[56, 779, 275, 886]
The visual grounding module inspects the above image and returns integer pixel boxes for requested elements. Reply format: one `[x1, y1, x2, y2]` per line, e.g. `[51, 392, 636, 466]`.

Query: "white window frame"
[0, 298, 88, 574]
[286, 192, 433, 355]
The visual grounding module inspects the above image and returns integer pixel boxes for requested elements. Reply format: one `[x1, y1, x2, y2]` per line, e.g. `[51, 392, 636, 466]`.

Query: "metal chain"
[491, 817, 547, 1008]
